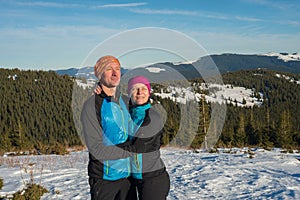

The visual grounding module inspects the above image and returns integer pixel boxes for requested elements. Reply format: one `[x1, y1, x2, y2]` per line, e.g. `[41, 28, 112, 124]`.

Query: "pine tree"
[278, 109, 293, 148]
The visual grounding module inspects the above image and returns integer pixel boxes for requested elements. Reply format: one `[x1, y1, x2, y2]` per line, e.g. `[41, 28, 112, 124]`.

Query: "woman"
[95, 75, 170, 200]
[125, 76, 170, 200]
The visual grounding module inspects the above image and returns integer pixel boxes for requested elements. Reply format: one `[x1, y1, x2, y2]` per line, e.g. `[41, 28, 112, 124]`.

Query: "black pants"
[127, 171, 170, 200]
[89, 177, 130, 200]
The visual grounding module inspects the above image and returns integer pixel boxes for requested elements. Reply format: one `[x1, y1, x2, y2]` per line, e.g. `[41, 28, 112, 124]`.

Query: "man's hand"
[94, 84, 102, 95]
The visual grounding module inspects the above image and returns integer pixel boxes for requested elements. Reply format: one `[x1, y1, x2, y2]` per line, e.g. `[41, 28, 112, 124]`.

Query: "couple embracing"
[81, 55, 170, 200]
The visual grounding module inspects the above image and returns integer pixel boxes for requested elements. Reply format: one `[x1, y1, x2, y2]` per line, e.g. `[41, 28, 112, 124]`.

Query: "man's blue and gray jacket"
[81, 91, 132, 181]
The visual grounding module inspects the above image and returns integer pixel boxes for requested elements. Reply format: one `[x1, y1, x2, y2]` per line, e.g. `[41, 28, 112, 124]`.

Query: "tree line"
[153, 68, 300, 150]
[0, 68, 299, 155]
[0, 69, 84, 155]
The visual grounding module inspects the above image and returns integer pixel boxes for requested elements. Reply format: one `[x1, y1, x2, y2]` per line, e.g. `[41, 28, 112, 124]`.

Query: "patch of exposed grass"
[12, 183, 48, 200]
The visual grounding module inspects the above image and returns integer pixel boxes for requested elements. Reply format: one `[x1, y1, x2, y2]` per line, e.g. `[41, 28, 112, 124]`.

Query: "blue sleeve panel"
[101, 96, 131, 180]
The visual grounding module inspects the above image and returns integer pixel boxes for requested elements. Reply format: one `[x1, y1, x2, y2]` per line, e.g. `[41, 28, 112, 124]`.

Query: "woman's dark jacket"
[129, 102, 166, 179]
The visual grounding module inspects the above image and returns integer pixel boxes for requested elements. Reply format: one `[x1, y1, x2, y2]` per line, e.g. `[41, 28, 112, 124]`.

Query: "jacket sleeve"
[81, 95, 132, 160]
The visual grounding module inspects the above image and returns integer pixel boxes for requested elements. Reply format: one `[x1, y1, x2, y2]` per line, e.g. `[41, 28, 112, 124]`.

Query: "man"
[81, 55, 132, 200]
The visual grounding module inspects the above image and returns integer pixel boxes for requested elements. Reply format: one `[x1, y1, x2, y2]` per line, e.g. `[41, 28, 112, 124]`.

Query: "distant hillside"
[55, 53, 300, 80]
[54, 67, 79, 77]
[152, 53, 300, 79]
[210, 53, 300, 74]
[55, 66, 129, 80]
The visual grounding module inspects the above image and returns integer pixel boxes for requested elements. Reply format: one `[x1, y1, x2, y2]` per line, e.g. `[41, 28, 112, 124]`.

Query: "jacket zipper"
[135, 154, 140, 170]
[118, 97, 130, 177]
[106, 160, 109, 175]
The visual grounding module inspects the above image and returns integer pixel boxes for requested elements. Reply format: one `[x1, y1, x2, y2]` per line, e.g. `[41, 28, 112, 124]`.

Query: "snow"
[155, 83, 263, 107]
[75, 79, 95, 90]
[172, 60, 197, 65]
[275, 73, 300, 85]
[1, 148, 299, 199]
[75, 77, 263, 107]
[146, 67, 166, 73]
[7, 74, 18, 80]
[260, 52, 300, 62]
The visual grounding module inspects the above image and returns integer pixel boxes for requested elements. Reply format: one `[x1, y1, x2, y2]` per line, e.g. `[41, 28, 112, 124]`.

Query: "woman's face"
[130, 83, 150, 105]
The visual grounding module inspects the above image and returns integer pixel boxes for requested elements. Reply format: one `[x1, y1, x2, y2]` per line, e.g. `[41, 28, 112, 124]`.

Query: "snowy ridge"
[75, 71, 94, 77]
[260, 52, 300, 62]
[154, 83, 263, 107]
[172, 59, 197, 65]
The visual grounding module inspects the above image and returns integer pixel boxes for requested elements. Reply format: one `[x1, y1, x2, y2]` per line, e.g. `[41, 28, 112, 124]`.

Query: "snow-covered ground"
[0, 147, 299, 200]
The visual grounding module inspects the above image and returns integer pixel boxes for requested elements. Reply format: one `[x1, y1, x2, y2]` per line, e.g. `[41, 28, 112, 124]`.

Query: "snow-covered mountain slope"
[154, 83, 263, 107]
[261, 52, 300, 62]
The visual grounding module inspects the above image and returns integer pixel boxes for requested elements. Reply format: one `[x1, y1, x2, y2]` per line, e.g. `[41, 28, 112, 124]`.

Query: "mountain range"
[55, 53, 300, 81]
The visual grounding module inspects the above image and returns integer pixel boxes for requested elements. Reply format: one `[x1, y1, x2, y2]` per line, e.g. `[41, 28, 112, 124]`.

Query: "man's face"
[100, 62, 121, 88]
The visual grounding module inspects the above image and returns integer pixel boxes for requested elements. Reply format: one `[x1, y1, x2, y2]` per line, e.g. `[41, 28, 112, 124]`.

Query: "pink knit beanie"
[127, 76, 151, 95]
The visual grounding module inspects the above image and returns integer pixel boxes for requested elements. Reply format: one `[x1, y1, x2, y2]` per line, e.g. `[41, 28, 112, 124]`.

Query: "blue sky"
[1, 0, 299, 70]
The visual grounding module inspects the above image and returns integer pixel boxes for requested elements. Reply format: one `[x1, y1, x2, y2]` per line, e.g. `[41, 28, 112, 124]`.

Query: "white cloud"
[0, 25, 122, 69]
[14, 1, 81, 8]
[129, 8, 198, 16]
[129, 8, 263, 23]
[99, 2, 147, 8]
[11, 1, 147, 9]
[281, 20, 300, 27]
[244, 0, 294, 10]
[235, 16, 262, 22]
